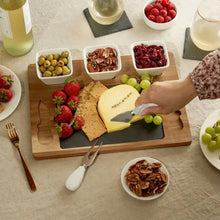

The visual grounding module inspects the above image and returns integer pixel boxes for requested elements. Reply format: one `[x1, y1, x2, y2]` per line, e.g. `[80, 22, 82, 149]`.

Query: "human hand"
[135, 76, 197, 115]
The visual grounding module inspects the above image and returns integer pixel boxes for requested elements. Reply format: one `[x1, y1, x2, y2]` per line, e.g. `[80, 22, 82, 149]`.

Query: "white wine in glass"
[190, 0, 220, 51]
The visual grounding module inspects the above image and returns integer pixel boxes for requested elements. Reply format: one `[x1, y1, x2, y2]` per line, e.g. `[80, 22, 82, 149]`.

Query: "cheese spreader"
[111, 103, 158, 122]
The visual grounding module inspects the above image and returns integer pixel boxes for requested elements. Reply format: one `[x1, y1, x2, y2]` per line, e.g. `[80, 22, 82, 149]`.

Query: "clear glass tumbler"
[88, 0, 124, 25]
[190, 0, 220, 51]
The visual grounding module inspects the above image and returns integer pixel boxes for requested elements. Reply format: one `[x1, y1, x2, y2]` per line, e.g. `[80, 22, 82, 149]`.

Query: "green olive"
[44, 60, 51, 68]
[47, 66, 55, 72]
[52, 71, 57, 76]
[53, 54, 60, 60]
[43, 71, 52, 77]
[62, 66, 70, 75]
[61, 51, 69, 58]
[57, 60, 64, 67]
[39, 66, 46, 73]
[38, 57, 45, 65]
[56, 67, 63, 75]
[39, 55, 46, 59]
[46, 54, 53, 61]
[61, 58, 68, 65]
[51, 59, 57, 66]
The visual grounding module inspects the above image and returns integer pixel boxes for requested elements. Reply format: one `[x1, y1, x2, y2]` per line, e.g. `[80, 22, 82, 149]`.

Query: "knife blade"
[111, 103, 158, 122]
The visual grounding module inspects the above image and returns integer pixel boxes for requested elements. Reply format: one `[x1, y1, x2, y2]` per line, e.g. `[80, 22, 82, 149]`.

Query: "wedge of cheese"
[98, 84, 143, 133]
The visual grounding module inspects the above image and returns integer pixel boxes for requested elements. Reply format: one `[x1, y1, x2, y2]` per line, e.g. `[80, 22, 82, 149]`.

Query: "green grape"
[216, 136, 220, 149]
[201, 133, 212, 144]
[205, 127, 215, 137]
[141, 73, 150, 81]
[140, 79, 151, 89]
[144, 115, 153, 123]
[207, 140, 217, 151]
[121, 74, 129, 84]
[153, 115, 162, 125]
[214, 125, 220, 134]
[127, 78, 137, 87]
[134, 83, 141, 92]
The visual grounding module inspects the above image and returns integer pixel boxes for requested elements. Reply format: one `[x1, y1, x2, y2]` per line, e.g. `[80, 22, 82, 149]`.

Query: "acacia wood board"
[28, 52, 192, 159]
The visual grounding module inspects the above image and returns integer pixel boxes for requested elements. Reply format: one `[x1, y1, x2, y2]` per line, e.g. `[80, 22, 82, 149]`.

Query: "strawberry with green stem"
[66, 95, 79, 111]
[57, 123, 73, 139]
[0, 75, 13, 89]
[52, 90, 67, 105]
[0, 88, 13, 102]
[54, 105, 73, 123]
[64, 79, 80, 96]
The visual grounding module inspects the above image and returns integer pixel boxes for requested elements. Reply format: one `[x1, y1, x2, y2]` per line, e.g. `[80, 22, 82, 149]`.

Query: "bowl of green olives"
[36, 48, 73, 85]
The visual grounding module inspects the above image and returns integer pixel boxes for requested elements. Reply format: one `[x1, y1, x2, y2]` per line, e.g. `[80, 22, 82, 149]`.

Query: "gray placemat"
[183, 27, 212, 61]
[83, 8, 133, 38]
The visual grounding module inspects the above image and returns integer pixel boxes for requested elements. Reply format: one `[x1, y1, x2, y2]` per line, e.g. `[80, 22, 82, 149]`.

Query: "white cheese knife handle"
[133, 103, 158, 115]
[65, 165, 86, 191]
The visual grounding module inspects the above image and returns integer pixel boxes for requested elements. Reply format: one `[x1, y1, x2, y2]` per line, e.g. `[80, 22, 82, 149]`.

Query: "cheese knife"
[110, 103, 158, 122]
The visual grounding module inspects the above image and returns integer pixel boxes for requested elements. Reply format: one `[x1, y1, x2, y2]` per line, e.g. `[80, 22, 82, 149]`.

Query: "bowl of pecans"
[121, 157, 169, 200]
[83, 44, 122, 81]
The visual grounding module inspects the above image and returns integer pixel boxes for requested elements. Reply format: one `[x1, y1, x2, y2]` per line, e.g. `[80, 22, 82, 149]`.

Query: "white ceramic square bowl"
[83, 44, 122, 81]
[131, 40, 169, 76]
[36, 48, 73, 85]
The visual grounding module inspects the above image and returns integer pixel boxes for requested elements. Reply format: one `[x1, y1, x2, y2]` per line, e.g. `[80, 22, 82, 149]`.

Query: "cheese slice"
[98, 84, 143, 133]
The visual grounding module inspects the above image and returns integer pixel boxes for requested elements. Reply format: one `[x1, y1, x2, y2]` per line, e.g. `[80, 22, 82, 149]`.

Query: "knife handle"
[133, 103, 158, 115]
[65, 165, 86, 191]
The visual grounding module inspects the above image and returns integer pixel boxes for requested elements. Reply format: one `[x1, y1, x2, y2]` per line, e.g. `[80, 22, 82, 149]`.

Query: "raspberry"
[160, 9, 167, 17]
[145, 4, 154, 14]
[154, 3, 163, 10]
[168, 9, 176, 18]
[164, 16, 172, 22]
[162, 0, 170, 6]
[156, 15, 164, 23]
[167, 3, 175, 10]
[148, 14, 156, 22]
[150, 8, 160, 16]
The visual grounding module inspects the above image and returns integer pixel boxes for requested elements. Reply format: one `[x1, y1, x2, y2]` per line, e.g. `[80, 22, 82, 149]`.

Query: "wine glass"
[88, 0, 124, 25]
[190, 0, 220, 51]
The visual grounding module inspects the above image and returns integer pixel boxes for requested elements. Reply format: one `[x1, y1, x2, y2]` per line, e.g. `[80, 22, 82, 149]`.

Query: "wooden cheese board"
[28, 52, 192, 160]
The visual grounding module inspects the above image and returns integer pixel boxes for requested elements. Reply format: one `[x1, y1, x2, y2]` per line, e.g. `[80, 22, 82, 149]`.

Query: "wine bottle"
[0, 0, 34, 56]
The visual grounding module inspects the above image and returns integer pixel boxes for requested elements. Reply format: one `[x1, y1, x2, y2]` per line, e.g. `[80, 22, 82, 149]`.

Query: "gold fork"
[6, 123, 37, 192]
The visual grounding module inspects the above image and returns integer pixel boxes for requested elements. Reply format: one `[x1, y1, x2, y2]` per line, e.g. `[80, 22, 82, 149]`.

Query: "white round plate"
[121, 157, 169, 201]
[199, 109, 220, 170]
[0, 65, 22, 121]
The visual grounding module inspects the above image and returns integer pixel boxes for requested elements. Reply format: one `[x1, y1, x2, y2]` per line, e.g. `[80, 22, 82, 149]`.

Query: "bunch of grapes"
[120, 73, 163, 126]
[120, 73, 152, 93]
[201, 119, 220, 151]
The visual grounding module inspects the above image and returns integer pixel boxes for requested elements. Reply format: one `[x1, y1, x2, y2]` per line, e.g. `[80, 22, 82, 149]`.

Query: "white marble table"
[0, 0, 220, 219]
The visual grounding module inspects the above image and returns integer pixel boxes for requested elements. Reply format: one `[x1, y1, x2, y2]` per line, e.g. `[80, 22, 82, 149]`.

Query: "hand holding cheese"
[98, 84, 143, 133]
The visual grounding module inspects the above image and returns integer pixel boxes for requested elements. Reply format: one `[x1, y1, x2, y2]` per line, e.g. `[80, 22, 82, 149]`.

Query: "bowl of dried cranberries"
[131, 40, 169, 76]
[143, 0, 178, 30]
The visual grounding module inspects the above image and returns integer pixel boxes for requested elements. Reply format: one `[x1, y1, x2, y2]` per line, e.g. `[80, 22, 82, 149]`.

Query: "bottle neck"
[0, 0, 26, 10]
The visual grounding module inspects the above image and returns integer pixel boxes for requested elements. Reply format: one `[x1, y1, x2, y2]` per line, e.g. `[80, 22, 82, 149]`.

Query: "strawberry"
[57, 123, 74, 139]
[73, 116, 84, 130]
[52, 90, 67, 105]
[0, 75, 13, 89]
[66, 95, 79, 111]
[64, 79, 80, 96]
[54, 105, 73, 123]
[0, 88, 13, 102]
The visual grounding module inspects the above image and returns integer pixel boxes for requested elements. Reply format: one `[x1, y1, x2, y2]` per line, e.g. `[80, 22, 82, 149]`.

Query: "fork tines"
[6, 123, 19, 141]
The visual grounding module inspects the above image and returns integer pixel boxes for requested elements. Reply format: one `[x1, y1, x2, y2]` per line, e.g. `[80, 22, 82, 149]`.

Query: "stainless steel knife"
[111, 103, 158, 122]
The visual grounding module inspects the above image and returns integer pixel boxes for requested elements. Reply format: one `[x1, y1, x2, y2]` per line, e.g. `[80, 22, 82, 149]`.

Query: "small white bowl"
[83, 44, 122, 81]
[36, 48, 73, 85]
[131, 40, 169, 76]
[121, 157, 169, 201]
[143, 0, 178, 30]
